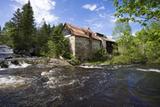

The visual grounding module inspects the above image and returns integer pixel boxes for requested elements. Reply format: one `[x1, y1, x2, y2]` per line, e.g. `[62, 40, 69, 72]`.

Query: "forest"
[0, 1, 70, 59]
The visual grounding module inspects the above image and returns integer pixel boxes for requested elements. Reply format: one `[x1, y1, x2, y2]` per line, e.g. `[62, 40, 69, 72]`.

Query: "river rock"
[48, 58, 71, 66]
[0, 61, 9, 68]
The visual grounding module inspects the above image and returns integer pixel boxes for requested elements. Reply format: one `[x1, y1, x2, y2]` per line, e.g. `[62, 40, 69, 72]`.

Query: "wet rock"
[48, 58, 71, 66]
[0, 75, 32, 89]
[41, 72, 50, 77]
[0, 61, 9, 68]
[11, 60, 20, 65]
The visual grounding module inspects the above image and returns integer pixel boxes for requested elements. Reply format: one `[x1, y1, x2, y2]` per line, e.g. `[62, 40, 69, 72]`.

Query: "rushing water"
[0, 65, 160, 107]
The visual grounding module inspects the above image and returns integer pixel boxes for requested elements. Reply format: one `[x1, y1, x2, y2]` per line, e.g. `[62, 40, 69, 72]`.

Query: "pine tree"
[51, 23, 70, 58]
[20, 1, 35, 54]
[11, 8, 22, 50]
[36, 20, 52, 56]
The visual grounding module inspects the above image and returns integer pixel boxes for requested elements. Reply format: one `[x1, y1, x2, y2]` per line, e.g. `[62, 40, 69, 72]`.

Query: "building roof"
[64, 23, 102, 41]
[64, 23, 115, 42]
[96, 33, 115, 42]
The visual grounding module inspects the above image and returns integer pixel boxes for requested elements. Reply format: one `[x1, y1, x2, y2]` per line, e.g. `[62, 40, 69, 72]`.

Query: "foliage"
[93, 49, 108, 61]
[110, 55, 131, 64]
[112, 21, 131, 39]
[11, 8, 22, 50]
[51, 23, 71, 58]
[2, 1, 36, 55]
[62, 39, 72, 59]
[0, 21, 14, 47]
[136, 21, 160, 63]
[113, 21, 160, 64]
[35, 23, 71, 59]
[68, 56, 81, 65]
[0, 2, 71, 59]
[45, 40, 57, 58]
[114, 0, 160, 25]
[35, 21, 52, 56]
[19, 1, 35, 54]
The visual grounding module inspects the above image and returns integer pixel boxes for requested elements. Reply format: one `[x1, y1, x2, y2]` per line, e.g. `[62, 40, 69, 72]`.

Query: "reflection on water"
[0, 65, 160, 107]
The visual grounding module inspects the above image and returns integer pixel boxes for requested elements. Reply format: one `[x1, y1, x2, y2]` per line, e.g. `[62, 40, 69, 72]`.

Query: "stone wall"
[101, 40, 106, 49]
[68, 36, 102, 61]
[92, 39, 101, 52]
[75, 36, 90, 60]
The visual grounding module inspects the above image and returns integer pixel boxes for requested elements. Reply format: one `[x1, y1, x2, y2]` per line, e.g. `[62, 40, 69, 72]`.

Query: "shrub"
[110, 55, 131, 65]
[68, 56, 81, 65]
[93, 49, 108, 61]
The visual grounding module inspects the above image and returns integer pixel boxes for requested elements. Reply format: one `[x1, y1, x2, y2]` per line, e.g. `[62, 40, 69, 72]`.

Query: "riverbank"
[0, 57, 72, 69]
[81, 58, 160, 69]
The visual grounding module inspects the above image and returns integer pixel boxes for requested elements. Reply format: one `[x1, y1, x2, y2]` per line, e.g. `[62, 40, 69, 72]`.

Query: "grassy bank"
[83, 55, 160, 66]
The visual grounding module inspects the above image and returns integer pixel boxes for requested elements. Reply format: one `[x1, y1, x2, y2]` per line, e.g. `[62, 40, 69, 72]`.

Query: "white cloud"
[82, 4, 97, 11]
[96, 6, 105, 11]
[11, 0, 59, 24]
[82, 4, 105, 12]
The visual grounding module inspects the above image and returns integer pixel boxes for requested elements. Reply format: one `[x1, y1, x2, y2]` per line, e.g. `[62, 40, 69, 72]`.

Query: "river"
[0, 64, 160, 107]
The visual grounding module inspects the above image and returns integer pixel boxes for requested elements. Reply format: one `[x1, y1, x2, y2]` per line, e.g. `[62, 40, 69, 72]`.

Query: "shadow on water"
[0, 65, 160, 107]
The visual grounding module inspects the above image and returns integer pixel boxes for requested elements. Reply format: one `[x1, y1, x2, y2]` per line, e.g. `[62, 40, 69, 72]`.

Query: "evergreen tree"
[50, 23, 71, 58]
[11, 8, 22, 50]
[20, 1, 35, 54]
[36, 20, 52, 56]
[51, 23, 65, 58]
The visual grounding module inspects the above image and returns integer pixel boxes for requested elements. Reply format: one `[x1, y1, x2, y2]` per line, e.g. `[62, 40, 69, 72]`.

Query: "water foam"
[0, 62, 31, 71]
[0, 75, 31, 88]
[9, 62, 31, 68]
[137, 68, 160, 73]
[79, 65, 102, 69]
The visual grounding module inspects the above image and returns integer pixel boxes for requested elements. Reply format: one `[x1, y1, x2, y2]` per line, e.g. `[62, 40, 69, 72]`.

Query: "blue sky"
[0, 0, 142, 37]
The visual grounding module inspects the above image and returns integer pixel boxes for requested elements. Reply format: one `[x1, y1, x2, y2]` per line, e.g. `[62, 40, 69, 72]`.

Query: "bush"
[62, 51, 72, 59]
[110, 55, 131, 65]
[93, 49, 108, 61]
[68, 56, 81, 65]
[45, 40, 56, 58]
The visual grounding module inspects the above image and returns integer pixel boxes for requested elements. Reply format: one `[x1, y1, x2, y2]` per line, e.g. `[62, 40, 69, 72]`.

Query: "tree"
[0, 21, 14, 46]
[114, 21, 160, 64]
[20, 1, 35, 54]
[47, 23, 71, 58]
[51, 23, 65, 57]
[112, 21, 131, 40]
[36, 21, 52, 56]
[136, 21, 160, 63]
[11, 8, 22, 49]
[114, 0, 160, 25]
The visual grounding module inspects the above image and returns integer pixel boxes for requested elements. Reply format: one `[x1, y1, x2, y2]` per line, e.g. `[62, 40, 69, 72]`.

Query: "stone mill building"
[62, 23, 115, 61]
